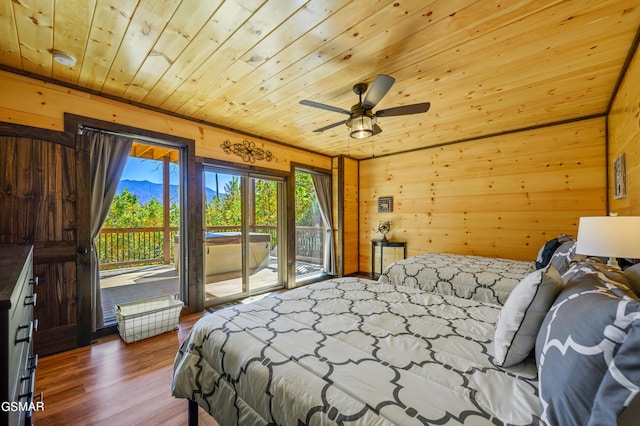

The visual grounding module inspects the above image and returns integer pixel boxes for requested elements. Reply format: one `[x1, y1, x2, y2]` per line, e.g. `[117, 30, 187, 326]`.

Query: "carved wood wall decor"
[221, 140, 273, 163]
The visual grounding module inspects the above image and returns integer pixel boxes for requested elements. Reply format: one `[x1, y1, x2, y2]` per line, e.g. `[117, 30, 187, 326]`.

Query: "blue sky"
[122, 157, 233, 191]
[122, 157, 172, 184]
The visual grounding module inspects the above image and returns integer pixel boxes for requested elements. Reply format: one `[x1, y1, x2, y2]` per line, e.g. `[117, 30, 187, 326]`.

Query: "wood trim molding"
[360, 113, 607, 162]
[0, 121, 73, 147]
[337, 155, 345, 277]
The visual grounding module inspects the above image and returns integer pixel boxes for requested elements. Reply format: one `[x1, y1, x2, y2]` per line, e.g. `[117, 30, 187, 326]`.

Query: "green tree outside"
[100, 171, 322, 265]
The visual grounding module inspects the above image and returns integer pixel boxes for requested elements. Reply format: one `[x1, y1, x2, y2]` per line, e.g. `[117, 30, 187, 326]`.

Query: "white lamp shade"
[576, 216, 640, 259]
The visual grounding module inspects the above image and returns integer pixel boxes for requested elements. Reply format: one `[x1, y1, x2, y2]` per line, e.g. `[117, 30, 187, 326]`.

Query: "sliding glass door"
[203, 168, 285, 305]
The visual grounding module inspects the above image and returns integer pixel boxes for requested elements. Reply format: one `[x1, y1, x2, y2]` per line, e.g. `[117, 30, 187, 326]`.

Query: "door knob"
[78, 247, 88, 255]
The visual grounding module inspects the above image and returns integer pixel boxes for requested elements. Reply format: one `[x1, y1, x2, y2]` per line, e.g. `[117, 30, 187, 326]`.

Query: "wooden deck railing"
[96, 227, 179, 268]
[97, 225, 323, 269]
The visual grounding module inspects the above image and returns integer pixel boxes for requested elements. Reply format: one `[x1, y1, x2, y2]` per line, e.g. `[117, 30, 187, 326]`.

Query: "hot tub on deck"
[203, 232, 271, 276]
[174, 232, 271, 278]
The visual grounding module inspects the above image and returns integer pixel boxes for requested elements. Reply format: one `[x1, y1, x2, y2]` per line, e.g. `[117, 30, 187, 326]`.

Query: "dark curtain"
[311, 173, 336, 275]
[86, 129, 133, 330]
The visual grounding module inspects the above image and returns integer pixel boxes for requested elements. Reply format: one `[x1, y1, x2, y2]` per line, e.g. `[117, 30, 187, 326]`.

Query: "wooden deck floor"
[100, 260, 323, 323]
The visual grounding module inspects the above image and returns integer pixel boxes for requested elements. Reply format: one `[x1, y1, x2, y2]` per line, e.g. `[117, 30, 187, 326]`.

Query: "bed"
[378, 253, 536, 305]
[378, 235, 577, 305]
[172, 236, 640, 425]
[172, 276, 541, 425]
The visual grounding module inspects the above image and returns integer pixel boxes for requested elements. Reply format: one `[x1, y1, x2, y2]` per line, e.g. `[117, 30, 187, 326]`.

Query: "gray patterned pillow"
[493, 264, 563, 367]
[548, 239, 577, 276]
[535, 261, 640, 425]
[536, 234, 575, 269]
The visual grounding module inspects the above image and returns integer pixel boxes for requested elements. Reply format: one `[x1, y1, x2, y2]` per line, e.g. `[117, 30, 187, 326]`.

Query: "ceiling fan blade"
[300, 100, 350, 115]
[362, 74, 395, 110]
[372, 123, 383, 135]
[313, 120, 346, 133]
[376, 102, 431, 117]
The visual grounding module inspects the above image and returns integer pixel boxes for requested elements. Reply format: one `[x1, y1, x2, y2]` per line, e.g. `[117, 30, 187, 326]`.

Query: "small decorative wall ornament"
[614, 153, 626, 200]
[378, 196, 393, 212]
[221, 139, 273, 163]
[377, 221, 391, 242]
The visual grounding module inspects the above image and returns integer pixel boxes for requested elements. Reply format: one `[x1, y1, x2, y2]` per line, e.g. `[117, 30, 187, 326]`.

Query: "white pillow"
[494, 264, 563, 367]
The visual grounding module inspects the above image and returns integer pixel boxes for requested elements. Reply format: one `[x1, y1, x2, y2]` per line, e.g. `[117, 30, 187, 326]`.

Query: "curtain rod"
[76, 124, 177, 148]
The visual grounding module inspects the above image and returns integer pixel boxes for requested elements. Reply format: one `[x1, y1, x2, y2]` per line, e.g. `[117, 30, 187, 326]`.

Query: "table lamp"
[575, 216, 640, 270]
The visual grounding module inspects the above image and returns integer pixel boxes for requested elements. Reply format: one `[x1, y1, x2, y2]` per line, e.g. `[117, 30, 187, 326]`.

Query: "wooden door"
[0, 134, 85, 356]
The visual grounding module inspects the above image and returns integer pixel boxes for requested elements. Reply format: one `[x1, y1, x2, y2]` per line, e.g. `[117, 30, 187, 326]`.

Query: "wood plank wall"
[0, 136, 80, 355]
[333, 156, 359, 276]
[0, 71, 331, 173]
[359, 118, 607, 272]
[609, 44, 640, 215]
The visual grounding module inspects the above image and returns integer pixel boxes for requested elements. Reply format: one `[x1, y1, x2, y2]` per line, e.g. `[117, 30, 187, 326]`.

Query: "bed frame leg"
[188, 399, 199, 426]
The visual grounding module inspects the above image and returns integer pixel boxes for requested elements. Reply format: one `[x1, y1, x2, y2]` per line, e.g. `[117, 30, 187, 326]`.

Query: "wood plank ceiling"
[0, 0, 639, 159]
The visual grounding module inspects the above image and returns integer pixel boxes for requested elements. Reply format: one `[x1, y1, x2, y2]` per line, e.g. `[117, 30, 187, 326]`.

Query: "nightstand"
[371, 240, 406, 279]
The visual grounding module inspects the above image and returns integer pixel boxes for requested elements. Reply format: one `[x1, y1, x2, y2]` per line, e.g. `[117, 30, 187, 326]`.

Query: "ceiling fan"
[299, 74, 431, 139]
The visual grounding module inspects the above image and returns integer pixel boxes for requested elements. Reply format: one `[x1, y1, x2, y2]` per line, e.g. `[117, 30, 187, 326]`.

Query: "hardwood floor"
[34, 311, 218, 426]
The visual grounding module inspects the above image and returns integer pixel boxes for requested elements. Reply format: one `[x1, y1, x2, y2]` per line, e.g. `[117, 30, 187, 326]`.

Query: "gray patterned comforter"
[172, 277, 541, 425]
[379, 253, 536, 305]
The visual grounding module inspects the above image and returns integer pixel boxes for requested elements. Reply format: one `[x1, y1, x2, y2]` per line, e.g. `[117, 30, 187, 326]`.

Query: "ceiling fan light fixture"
[300, 74, 430, 139]
[350, 115, 373, 139]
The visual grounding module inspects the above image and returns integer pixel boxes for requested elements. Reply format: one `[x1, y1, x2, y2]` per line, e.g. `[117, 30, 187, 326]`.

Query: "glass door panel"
[294, 171, 325, 282]
[248, 177, 281, 292]
[203, 171, 244, 301]
[203, 169, 284, 306]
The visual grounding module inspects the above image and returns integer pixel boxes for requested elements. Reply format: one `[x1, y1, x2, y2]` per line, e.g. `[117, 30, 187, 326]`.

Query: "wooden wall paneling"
[0, 135, 79, 355]
[34, 138, 79, 355]
[359, 117, 607, 272]
[0, 137, 18, 243]
[609, 41, 640, 215]
[342, 156, 359, 276]
[0, 121, 74, 147]
[32, 262, 78, 354]
[332, 157, 341, 276]
[0, 71, 332, 173]
[332, 155, 359, 276]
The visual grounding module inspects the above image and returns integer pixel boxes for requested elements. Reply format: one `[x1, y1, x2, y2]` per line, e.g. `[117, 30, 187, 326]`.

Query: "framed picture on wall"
[614, 153, 626, 200]
[378, 196, 393, 213]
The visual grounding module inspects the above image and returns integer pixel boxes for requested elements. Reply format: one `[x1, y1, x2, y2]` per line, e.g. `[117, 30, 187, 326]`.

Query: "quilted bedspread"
[172, 277, 541, 425]
[379, 253, 536, 305]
